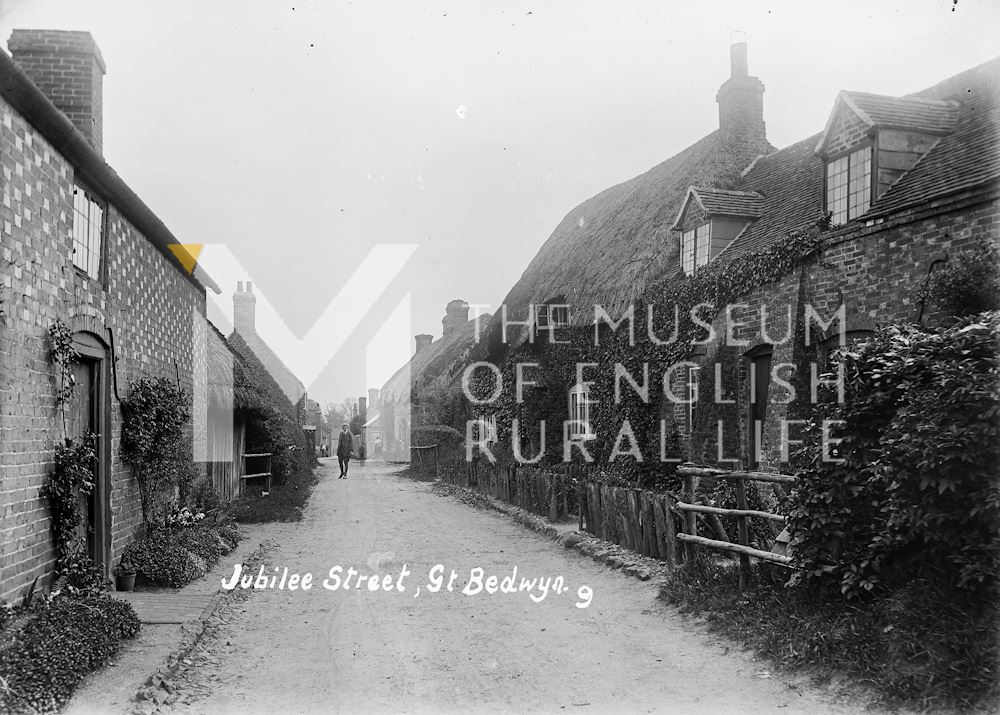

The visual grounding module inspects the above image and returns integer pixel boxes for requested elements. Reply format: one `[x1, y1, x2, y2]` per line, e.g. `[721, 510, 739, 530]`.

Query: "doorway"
[66, 332, 111, 575]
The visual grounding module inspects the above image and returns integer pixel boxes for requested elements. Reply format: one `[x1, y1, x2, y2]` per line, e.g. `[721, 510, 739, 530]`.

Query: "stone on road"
[170, 461, 855, 714]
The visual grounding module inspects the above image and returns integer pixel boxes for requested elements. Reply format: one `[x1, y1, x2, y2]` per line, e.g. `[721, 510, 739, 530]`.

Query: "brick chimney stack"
[716, 34, 766, 158]
[233, 281, 256, 335]
[442, 300, 470, 338]
[9, 30, 106, 154]
[415, 334, 433, 353]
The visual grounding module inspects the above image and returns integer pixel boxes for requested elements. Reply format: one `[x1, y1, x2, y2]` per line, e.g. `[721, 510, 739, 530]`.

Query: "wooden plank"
[655, 495, 677, 568]
[675, 502, 786, 523]
[626, 489, 641, 553]
[549, 474, 558, 521]
[676, 533, 792, 565]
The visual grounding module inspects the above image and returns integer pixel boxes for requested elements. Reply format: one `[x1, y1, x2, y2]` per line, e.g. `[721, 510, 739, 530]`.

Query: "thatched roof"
[490, 129, 773, 333]
[381, 315, 490, 405]
[207, 321, 259, 412]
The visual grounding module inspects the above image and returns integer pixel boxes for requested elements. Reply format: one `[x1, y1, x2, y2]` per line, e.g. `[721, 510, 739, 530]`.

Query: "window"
[535, 303, 569, 330]
[72, 184, 105, 279]
[682, 365, 700, 435]
[478, 414, 498, 444]
[568, 383, 594, 440]
[826, 146, 872, 225]
[681, 223, 711, 276]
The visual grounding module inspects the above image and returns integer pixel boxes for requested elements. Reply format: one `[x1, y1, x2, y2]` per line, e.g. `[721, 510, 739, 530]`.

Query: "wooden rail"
[241, 452, 273, 495]
[677, 463, 794, 590]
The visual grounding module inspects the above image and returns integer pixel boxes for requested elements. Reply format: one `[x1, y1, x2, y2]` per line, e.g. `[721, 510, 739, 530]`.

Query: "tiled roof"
[843, 91, 960, 134]
[866, 58, 1000, 218]
[718, 135, 826, 257]
[691, 186, 764, 218]
[723, 56, 1000, 256]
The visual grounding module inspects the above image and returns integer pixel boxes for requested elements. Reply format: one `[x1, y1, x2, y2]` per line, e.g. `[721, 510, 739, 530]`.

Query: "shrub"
[175, 526, 224, 566]
[787, 312, 1000, 599]
[920, 245, 1000, 318]
[216, 522, 243, 551]
[0, 594, 140, 713]
[120, 531, 206, 587]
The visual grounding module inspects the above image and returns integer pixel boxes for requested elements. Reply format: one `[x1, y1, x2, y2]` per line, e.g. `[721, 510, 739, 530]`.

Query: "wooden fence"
[578, 482, 677, 567]
[435, 453, 577, 521]
[675, 464, 794, 589]
[413, 448, 795, 583]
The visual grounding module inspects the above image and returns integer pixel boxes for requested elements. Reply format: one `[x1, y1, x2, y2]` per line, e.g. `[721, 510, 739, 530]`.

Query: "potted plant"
[116, 557, 137, 592]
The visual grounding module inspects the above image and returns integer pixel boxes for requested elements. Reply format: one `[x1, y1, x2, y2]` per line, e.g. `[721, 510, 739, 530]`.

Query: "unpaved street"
[167, 461, 857, 714]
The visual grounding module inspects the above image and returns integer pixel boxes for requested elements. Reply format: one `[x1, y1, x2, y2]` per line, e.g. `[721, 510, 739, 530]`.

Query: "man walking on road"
[337, 423, 353, 478]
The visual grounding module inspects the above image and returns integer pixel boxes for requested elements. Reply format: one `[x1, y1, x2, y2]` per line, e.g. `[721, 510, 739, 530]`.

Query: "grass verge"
[659, 558, 999, 712]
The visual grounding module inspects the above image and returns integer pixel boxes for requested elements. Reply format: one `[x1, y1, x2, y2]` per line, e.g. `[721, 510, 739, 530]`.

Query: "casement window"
[567, 383, 595, 440]
[825, 146, 872, 225]
[535, 303, 569, 330]
[680, 223, 711, 276]
[72, 183, 105, 279]
[682, 365, 700, 435]
[478, 414, 498, 444]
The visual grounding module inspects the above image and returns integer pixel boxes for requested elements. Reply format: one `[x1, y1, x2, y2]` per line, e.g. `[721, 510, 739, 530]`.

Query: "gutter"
[0, 49, 221, 294]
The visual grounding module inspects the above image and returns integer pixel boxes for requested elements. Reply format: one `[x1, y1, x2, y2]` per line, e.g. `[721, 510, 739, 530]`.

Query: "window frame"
[478, 414, 498, 445]
[824, 142, 874, 226]
[682, 364, 700, 435]
[567, 383, 595, 440]
[680, 222, 711, 276]
[71, 181, 108, 284]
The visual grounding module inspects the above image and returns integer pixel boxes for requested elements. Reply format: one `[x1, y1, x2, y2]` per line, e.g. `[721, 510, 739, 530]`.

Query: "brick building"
[0, 30, 222, 600]
[472, 43, 999, 476]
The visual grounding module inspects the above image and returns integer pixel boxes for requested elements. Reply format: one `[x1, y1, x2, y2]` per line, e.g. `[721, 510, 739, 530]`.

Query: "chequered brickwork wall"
[0, 95, 205, 601]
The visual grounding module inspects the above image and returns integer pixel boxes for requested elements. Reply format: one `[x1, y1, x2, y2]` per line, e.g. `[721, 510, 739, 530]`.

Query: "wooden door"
[67, 333, 110, 572]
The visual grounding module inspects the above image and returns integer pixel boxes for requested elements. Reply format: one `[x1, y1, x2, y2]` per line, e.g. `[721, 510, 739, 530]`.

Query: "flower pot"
[116, 572, 136, 592]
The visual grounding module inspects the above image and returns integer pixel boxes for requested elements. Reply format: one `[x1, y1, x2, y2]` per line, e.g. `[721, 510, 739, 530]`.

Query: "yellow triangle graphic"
[168, 244, 204, 274]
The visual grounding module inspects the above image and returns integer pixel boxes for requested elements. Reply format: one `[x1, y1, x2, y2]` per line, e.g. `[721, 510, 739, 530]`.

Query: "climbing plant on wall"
[43, 320, 105, 595]
[469, 220, 829, 488]
[120, 375, 191, 529]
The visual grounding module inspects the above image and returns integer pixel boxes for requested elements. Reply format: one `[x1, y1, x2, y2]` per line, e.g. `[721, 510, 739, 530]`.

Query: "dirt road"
[167, 460, 857, 714]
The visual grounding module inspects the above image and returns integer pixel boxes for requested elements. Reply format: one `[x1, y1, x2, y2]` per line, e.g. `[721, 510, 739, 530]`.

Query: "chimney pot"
[730, 39, 748, 78]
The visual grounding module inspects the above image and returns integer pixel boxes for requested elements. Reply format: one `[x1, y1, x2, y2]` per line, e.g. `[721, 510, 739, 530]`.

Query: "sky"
[1, 0, 996, 406]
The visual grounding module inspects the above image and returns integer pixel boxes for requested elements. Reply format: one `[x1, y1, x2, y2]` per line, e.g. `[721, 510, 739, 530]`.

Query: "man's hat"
[342, 423, 349, 427]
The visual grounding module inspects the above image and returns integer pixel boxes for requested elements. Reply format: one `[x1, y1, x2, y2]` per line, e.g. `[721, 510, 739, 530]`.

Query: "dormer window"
[825, 145, 872, 225]
[681, 223, 711, 276]
[536, 303, 569, 330]
[672, 187, 763, 276]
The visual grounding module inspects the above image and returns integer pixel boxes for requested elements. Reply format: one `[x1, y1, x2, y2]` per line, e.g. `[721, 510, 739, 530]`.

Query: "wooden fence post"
[735, 478, 752, 591]
[683, 473, 697, 563]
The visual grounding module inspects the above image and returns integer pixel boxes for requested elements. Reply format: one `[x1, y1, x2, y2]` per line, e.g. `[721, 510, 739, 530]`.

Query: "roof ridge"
[843, 90, 960, 108]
